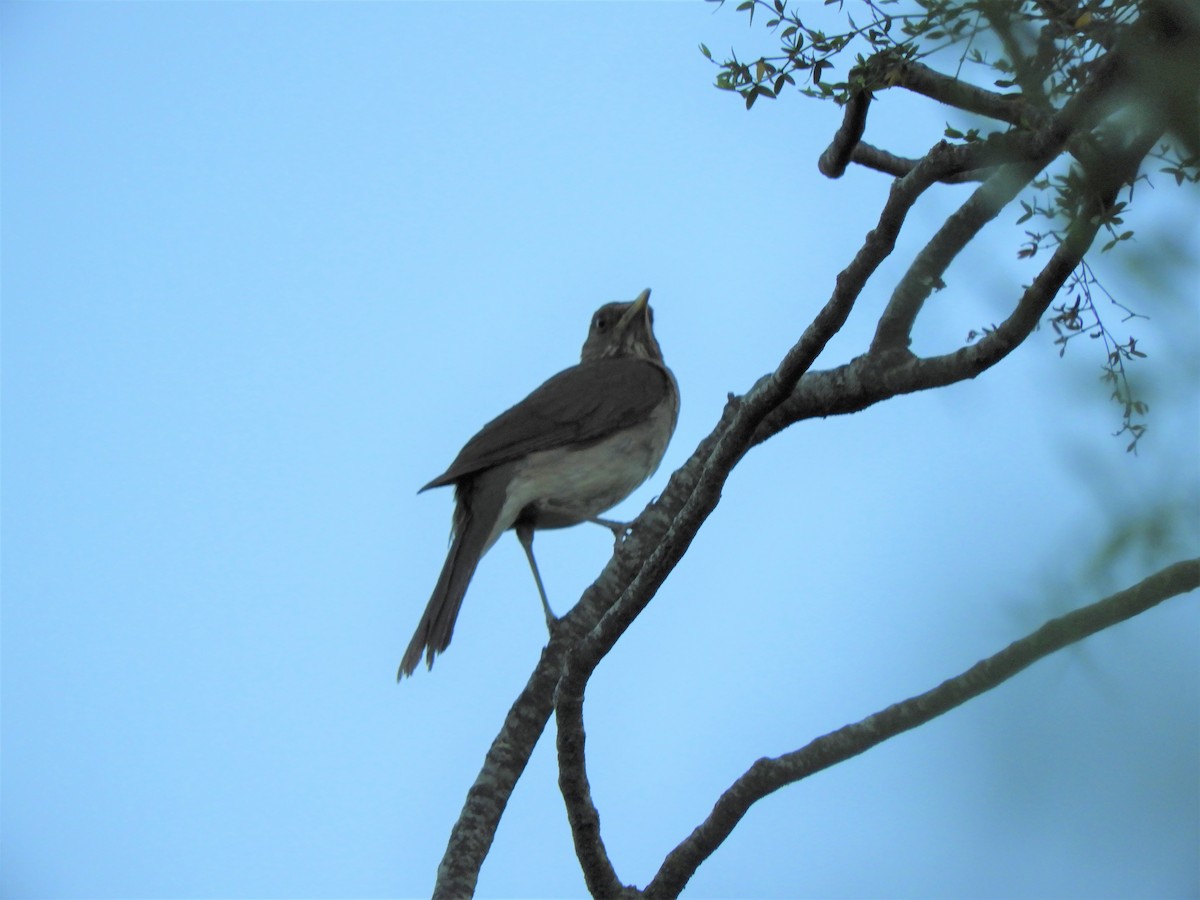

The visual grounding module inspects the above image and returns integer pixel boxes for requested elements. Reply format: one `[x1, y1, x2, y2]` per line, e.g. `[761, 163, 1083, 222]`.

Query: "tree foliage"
[706, 0, 1198, 451]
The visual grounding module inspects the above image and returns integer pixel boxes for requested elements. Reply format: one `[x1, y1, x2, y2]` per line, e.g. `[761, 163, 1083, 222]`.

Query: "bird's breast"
[500, 395, 676, 531]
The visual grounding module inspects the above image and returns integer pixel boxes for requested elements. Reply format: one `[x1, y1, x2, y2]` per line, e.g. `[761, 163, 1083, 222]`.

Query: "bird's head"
[580, 288, 663, 363]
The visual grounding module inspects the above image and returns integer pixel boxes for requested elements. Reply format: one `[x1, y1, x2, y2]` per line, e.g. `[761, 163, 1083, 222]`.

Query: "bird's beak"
[618, 288, 652, 329]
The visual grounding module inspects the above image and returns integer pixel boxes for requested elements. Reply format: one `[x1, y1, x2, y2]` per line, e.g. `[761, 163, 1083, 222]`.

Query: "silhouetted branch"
[431, 630, 569, 898]
[643, 558, 1200, 897]
[843, 141, 993, 182]
[886, 58, 1037, 125]
[748, 177, 1105, 447]
[749, 119, 1159, 448]
[818, 89, 871, 178]
[556, 675, 627, 897]
[870, 48, 1123, 352]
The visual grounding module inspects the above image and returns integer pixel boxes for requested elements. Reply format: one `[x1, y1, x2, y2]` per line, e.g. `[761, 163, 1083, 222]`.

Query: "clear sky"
[4, 2, 1198, 898]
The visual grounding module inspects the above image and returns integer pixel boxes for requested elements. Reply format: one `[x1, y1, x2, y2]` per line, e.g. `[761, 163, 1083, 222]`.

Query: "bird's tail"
[398, 481, 499, 679]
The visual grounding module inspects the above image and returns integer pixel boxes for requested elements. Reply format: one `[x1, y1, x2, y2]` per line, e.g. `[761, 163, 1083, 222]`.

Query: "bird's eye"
[594, 313, 608, 330]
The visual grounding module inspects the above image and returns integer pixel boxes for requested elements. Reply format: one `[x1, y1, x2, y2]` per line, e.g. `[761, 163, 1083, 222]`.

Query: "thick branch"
[818, 89, 871, 178]
[843, 141, 992, 183]
[885, 58, 1036, 126]
[644, 559, 1200, 897]
[818, 76, 1040, 184]
[431, 626, 573, 899]
[556, 674, 627, 897]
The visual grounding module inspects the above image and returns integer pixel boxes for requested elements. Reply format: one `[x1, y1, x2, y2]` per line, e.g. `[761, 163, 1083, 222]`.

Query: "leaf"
[700, 43, 712, 60]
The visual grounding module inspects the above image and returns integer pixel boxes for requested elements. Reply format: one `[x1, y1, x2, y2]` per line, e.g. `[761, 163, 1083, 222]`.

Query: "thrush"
[399, 289, 678, 678]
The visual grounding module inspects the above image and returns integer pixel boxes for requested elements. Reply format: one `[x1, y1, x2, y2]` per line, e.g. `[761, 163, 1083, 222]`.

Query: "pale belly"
[483, 399, 675, 549]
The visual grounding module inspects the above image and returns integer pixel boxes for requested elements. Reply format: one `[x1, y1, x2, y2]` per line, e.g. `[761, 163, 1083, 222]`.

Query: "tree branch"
[870, 48, 1123, 353]
[556, 667, 627, 897]
[644, 558, 1200, 897]
[818, 89, 871, 178]
[431, 627, 571, 899]
[747, 189, 1102, 450]
[842, 141, 993, 183]
[869, 155, 1050, 353]
[978, 0, 1052, 109]
[817, 77, 1036, 185]
[884, 58, 1037, 126]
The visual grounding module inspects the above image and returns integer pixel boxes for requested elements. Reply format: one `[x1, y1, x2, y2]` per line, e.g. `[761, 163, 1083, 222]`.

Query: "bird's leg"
[516, 523, 557, 633]
[537, 501, 632, 548]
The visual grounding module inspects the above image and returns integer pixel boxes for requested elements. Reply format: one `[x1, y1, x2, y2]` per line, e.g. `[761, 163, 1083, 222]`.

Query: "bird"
[399, 288, 678, 678]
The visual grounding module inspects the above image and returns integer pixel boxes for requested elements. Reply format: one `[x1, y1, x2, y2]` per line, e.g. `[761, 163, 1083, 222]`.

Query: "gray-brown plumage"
[399, 289, 678, 678]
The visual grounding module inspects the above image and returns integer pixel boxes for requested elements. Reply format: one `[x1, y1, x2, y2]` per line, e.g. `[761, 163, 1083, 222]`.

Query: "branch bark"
[643, 558, 1200, 897]
[886, 57, 1038, 125]
[556, 663, 627, 897]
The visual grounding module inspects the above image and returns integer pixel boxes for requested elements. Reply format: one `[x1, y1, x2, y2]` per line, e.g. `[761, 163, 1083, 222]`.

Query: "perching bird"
[399, 289, 678, 678]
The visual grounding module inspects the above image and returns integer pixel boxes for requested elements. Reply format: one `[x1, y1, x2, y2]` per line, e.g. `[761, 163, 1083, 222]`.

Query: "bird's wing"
[421, 358, 672, 490]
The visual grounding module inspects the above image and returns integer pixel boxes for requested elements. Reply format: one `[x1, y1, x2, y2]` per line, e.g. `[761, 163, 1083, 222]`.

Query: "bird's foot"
[589, 516, 633, 549]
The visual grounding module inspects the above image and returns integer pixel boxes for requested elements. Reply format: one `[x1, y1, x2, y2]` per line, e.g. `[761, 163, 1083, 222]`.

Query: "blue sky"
[4, 2, 1198, 898]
